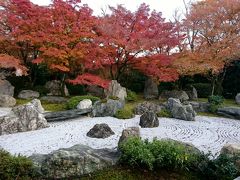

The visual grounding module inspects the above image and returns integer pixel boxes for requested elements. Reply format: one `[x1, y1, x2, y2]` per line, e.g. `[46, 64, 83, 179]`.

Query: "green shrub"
[192, 83, 212, 98]
[0, 149, 33, 180]
[115, 108, 134, 119]
[66, 95, 100, 109]
[119, 137, 205, 172]
[201, 154, 239, 180]
[208, 95, 224, 113]
[157, 109, 172, 118]
[119, 137, 155, 170]
[126, 90, 138, 102]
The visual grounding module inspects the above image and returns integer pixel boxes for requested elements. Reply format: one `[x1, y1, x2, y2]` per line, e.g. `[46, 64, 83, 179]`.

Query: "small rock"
[139, 111, 159, 128]
[135, 101, 163, 115]
[18, 90, 40, 99]
[86, 85, 105, 98]
[118, 127, 140, 147]
[77, 99, 92, 110]
[160, 90, 189, 102]
[45, 80, 69, 96]
[0, 94, 16, 107]
[217, 107, 240, 120]
[87, 123, 115, 138]
[236, 93, 240, 105]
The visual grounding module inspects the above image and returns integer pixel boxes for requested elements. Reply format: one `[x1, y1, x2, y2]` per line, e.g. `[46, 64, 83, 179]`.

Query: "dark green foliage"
[157, 109, 171, 118]
[115, 108, 134, 119]
[126, 90, 138, 102]
[208, 95, 224, 113]
[66, 95, 100, 109]
[119, 137, 205, 172]
[32, 85, 48, 96]
[0, 149, 33, 180]
[192, 83, 212, 98]
[66, 83, 86, 96]
[119, 138, 155, 170]
[200, 154, 239, 180]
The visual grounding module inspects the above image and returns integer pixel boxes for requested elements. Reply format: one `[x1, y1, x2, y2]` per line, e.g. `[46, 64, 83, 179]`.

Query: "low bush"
[126, 90, 138, 102]
[192, 83, 212, 98]
[66, 95, 100, 109]
[108, 96, 120, 100]
[157, 109, 172, 118]
[200, 154, 239, 180]
[0, 149, 33, 180]
[208, 95, 224, 113]
[119, 137, 206, 172]
[115, 107, 135, 119]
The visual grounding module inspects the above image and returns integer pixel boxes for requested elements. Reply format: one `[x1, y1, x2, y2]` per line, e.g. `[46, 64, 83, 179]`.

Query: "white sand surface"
[0, 115, 239, 157]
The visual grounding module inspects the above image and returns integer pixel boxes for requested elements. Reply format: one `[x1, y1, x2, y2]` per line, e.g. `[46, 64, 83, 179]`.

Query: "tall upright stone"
[144, 78, 158, 99]
[0, 79, 14, 96]
[104, 80, 127, 101]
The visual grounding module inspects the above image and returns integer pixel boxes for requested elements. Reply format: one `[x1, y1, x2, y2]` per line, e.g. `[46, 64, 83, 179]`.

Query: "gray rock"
[167, 98, 196, 121]
[104, 80, 127, 101]
[0, 79, 14, 96]
[18, 90, 40, 99]
[186, 87, 198, 100]
[45, 80, 69, 96]
[160, 90, 189, 102]
[30, 144, 119, 179]
[0, 94, 16, 107]
[189, 101, 210, 112]
[118, 127, 140, 147]
[139, 111, 159, 128]
[135, 101, 163, 115]
[217, 107, 240, 120]
[236, 93, 240, 105]
[40, 96, 68, 104]
[92, 99, 124, 117]
[144, 78, 159, 99]
[77, 99, 92, 110]
[87, 123, 115, 138]
[0, 99, 48, 135]
[86, 85, 105, 98]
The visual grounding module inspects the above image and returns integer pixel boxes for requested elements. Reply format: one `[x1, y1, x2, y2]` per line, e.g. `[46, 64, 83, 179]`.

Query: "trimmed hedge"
[115, 108, 135, 119]
[66, 95, 100, 109]
[0, 149, 33, 180]
[126, 90, 138, 102]
[157, 109, 172, 118]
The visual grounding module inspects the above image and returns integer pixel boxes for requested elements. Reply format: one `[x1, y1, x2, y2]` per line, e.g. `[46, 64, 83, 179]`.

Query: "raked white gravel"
[0, 114, 239, 157]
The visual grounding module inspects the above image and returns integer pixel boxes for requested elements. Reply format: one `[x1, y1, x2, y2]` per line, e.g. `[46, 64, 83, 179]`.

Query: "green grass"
[16, 99, 67, 112]
[81, 166, 199, 180]
[198, 98, 240, 107]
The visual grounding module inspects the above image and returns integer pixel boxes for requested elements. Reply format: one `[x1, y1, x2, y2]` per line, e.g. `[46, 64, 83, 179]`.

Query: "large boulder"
[0, 99, 48, 135]
[144, 78, 159, 99]
[18, 90, 40, 99]
[87, 123, 115, 138]
[217, 107, 240, 120]
[118, 127, 140, 147]
[160, 90, 189, 102]
[135, 101, 163, 115]
[139, 111, 159, 128]
[0, 79, 14, 96]
[92, 99, 124, 117]
[236, 93, 240, 105]
[45, 80, 69, 96]
[40, 96, 68, 104]
[77, 99, 92, 110]
[167, 98, 196, 121]
[104, 80, 127, 101]
[86, 85, 105, 98]
[0, 94, 16, 107]
[30, 144, 119, 179]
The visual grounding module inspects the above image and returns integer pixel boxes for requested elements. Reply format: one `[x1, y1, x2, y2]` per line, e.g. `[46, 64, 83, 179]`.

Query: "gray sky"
[30, 0, 195, 20]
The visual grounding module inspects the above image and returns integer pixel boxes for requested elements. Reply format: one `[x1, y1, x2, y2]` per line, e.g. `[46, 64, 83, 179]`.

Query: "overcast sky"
[30, 0, 196, 20]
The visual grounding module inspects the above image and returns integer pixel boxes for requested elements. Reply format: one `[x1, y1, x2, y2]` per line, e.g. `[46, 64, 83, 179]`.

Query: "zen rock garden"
[0, 0, 240, 179]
